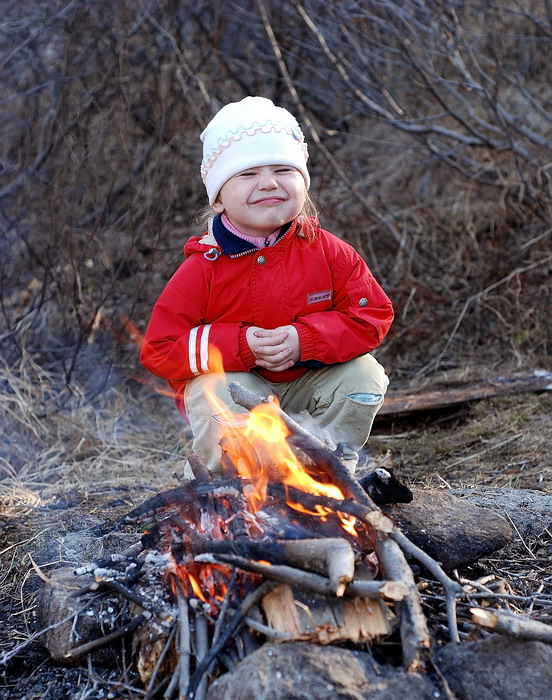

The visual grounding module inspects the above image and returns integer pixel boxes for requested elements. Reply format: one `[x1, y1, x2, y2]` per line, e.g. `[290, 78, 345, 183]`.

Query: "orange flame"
[200, 361, 359, 537]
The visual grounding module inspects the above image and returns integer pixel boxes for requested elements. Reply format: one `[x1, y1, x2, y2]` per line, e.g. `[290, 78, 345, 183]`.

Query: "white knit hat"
[200, 96, 310, 205]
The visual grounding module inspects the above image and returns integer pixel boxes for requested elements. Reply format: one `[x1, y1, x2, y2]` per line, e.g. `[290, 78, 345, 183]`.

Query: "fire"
[200, 352, 360, 538]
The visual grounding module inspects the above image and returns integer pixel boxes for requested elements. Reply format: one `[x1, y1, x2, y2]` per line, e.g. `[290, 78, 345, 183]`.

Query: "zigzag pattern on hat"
[200, 120, 308, 183]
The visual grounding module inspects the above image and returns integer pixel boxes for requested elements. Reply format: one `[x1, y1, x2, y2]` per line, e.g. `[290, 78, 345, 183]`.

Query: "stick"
[195, 553, 407, 601]
[197, 538, 355, 597]
[63, 613, 149, 661]
[470, 608, 552, 642]
[375, 538, 430, 671]
[176, 589, 191, 700]
[243, 616, 292, 640]
[194, 608, 209, 700]
[267, 482, 395, 537]
[186, 581, 278, 699]
[187, 451, 212, 483]
[391, 529, 463, 642]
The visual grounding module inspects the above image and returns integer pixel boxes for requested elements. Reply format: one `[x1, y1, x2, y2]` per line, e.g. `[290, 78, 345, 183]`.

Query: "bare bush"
[0, 0, 550, 395]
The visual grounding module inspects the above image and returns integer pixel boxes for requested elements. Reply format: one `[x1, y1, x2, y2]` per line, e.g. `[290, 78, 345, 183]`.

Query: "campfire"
[36, 363, 476, 699]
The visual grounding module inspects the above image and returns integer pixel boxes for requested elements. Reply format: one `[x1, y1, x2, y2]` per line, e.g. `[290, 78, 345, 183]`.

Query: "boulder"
[435, 635, 552, 699]
[384, 489, 512, 570]
[450, 487, 552, 537]
[207, 642, 438, 700]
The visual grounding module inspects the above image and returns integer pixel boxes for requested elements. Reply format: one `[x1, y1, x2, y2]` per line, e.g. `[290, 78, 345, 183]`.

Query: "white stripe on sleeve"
[200, 324, 211, 373]
[188, 327, 199, 375]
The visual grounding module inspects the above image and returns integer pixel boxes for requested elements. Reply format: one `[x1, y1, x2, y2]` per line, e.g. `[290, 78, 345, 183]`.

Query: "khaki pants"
[184, 353, 389, 476]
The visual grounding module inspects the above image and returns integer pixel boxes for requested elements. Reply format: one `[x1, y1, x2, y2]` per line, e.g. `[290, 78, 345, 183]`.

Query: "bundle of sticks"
[65, 382, 469, 700]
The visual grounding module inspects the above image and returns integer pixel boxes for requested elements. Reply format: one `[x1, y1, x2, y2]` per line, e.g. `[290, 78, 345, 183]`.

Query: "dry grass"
[374, 393, 552, 492]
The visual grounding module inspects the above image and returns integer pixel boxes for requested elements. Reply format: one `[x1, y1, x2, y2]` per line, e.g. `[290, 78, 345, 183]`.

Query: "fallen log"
[378, 369, 552, 418]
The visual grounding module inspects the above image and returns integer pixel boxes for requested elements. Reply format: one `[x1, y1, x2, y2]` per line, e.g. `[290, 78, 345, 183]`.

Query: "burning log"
[228, 381, 375, 507]
[194, 537, 355, 596]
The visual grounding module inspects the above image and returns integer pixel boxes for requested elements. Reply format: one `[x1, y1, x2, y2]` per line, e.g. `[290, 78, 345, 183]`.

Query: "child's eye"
[275, 167, 293, 173]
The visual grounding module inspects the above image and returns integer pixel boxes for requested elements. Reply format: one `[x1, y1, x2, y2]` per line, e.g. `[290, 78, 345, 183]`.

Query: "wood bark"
[470, 608, 552, 642]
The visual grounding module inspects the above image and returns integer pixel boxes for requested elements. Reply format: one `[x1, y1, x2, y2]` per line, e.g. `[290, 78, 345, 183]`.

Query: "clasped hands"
[246, 325, 300, 372]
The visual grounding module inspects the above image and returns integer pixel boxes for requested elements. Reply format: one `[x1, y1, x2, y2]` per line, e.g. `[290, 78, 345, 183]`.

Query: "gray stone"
[36, 567, 129, 665]
[207, 642, 438, 700]
[385, 489, 512, 570]
[450, 487, 552, 537]
[435, 636, 552, 699]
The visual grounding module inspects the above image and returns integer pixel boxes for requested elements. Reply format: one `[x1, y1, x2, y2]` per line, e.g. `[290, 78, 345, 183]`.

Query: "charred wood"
[186, 451, 212, 483]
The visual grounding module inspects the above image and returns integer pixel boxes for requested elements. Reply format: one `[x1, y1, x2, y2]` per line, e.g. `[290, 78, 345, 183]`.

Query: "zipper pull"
[203, 248, 221, 261]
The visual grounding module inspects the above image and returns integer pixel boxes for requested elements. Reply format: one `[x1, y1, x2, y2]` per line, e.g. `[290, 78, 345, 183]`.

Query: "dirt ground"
[1, 374, 551, 698]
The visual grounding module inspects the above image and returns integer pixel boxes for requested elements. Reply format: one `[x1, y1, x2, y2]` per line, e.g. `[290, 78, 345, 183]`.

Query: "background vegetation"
[2, 0, 551, 391]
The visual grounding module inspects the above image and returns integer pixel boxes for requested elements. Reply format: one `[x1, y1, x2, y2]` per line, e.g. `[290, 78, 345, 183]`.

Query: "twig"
[63, 613, 149, 661]
[0, 610, 81, 665]
[176, 588, 191, 700]
[392, 529, 463, 643]
[243, 616, 292, 640]
[193, 608, 209, 700]
[375, 537, 431, 671]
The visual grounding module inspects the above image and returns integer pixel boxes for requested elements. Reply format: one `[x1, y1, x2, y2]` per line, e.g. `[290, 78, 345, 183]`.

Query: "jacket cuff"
[294, 323, 315, 361]
[238, 328, 258, 369]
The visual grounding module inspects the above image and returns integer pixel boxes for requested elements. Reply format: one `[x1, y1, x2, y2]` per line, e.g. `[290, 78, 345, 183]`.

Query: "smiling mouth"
[251, 197, 286, 205]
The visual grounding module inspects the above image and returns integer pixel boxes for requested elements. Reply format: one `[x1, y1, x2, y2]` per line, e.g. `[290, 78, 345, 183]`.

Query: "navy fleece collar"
[212, 215, 293, 255]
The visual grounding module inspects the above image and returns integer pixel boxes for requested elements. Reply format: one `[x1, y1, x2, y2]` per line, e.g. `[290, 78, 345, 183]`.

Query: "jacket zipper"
[228, 221, 294, 259]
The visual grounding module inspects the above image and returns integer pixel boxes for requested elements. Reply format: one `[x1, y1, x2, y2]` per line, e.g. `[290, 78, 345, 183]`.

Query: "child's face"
[212, 165, 306, 236]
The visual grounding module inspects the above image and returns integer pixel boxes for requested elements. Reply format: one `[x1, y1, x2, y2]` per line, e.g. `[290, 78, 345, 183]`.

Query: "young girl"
[140, 96, 394, 475]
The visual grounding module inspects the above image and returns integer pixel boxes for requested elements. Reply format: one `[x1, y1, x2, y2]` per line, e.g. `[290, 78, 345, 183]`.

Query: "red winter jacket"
[140, 217, 394, 399]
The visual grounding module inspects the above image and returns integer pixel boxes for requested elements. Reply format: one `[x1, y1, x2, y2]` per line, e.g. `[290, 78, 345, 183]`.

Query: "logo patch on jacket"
[307, 290, 332, 305]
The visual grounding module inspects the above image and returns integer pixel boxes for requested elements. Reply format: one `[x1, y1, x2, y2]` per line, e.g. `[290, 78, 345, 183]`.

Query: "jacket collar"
[212, 214, 294, 255]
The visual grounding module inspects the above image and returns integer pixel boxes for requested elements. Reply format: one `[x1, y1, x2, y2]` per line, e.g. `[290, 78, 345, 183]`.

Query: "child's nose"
[258, 173, 278, 189]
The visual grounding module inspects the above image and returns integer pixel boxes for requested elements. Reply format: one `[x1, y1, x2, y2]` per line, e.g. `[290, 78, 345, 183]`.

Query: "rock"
[36, 567, 129, 665]
[207, 642, 438, 700]
[384, 489, 512, 570]
[450, 487, 552, 537]
[435, 636, 552, 699]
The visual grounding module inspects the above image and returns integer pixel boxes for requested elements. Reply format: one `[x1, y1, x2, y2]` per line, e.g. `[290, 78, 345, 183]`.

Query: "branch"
[470, 608, 552, 642]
